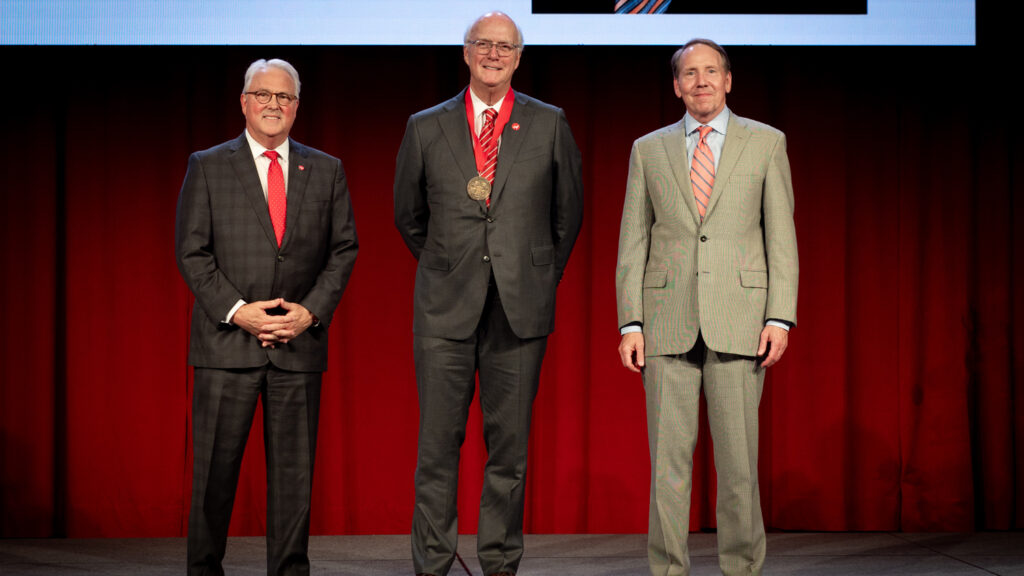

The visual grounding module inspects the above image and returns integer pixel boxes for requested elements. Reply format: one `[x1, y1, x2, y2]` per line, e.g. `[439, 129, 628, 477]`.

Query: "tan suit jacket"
[616, 112, 798, 357]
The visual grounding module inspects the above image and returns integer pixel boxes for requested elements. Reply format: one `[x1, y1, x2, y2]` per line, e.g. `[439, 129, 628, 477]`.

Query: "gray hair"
[671, 39, 731, 78]
[242, 58, 301, 97]
[463, 11, 524, 52]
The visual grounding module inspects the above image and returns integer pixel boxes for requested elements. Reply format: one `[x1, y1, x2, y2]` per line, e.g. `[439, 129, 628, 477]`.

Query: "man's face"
[463, 14, 521, 97]
[673, 43, 732, 124]
[240, 67, 299, 148]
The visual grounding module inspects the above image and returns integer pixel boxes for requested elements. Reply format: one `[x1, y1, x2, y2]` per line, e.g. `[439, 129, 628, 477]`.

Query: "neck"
[689, 106, 725, 126]
[248, 129, 288, 151]
[470, 84, 508, 107]
[259, 136, 287, 150]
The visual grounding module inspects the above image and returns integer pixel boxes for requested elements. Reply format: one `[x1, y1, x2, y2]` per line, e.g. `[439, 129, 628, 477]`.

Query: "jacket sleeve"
[762, 133, 799, 326]
[175, 152, 244, 324]
[551, 108, 584, 282]
[298, 157, 359, 328]
[616, 140, 654, 329]
[394, 114, 429, 261]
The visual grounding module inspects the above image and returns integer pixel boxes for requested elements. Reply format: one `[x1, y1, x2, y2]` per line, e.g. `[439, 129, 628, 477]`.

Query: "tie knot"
[484, 108, 498, 123]
[263, 150, 279, 161]
[697, 125, 713, 139]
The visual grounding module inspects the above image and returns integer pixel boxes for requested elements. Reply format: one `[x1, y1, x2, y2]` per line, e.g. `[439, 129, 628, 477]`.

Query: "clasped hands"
[232, 298, 315, 348]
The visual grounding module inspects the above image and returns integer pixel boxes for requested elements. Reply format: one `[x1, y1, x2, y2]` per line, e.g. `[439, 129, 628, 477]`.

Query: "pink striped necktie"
[480, 108, 498, 207]
[690, 125, 715, 221]
[264, 150, 286, 247]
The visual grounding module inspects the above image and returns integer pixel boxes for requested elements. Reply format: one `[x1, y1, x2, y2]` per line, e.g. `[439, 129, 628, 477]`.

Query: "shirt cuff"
[765, 319, 790, 331]
[225, 299, 246, 324]
[620, 323, 643, 335]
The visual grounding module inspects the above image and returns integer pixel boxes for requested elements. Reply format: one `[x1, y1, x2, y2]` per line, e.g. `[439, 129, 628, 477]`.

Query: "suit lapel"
[283, 139, 311, 250]
[704, 114, 750, 220]
[438, 90, 484, 210]
[489, 91, 533, 210]
[661, 121, 702, 226]
[228, 134, 278, 249]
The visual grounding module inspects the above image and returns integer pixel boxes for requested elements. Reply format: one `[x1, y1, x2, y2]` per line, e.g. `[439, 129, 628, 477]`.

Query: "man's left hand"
[756, 325, 789, 368]
[258, 300, 316, 347]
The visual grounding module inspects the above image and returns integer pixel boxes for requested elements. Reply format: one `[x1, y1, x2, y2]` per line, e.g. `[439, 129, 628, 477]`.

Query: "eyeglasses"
[244, 90, 298, 106]
[466, 40, 519, 57]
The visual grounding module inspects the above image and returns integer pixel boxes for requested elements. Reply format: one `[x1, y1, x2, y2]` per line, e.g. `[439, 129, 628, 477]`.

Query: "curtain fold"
[0, 45, 1019, 537]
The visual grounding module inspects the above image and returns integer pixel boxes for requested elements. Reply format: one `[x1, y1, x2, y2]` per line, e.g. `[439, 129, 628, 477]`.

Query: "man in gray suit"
[176, 58, 358, 576]
[616, 39, 798, 576]
[394, 11, 583, 576]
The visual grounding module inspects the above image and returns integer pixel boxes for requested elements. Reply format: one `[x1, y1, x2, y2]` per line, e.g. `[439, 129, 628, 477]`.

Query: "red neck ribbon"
[465, 88, 516, 174]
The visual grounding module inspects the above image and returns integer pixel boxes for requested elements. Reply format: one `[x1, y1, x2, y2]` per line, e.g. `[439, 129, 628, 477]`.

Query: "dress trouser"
[411, 284, 547, 576]
[644, 334, 766, 576]
[188, 364, 322, 576]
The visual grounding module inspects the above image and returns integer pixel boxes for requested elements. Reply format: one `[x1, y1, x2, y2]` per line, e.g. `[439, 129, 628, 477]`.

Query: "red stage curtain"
[1, 45, 1020, 537]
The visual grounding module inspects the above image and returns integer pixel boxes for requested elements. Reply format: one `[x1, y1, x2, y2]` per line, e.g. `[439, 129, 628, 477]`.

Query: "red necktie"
[690, 125, 715, 221]
[264, 150, 286, 247]
[480, 108, 498, 207]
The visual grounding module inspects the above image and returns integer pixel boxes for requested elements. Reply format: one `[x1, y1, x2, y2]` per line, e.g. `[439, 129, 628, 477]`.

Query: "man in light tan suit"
[616, 39, 798, 576]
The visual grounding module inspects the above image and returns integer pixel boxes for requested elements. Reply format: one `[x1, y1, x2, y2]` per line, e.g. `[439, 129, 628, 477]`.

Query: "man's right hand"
[231, 298, 284, 345]
[618, 332, 646, 373]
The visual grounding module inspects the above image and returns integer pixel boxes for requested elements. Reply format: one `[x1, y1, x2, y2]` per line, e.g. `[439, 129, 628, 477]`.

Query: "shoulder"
[409, 92, 464, 122]
[513, 92, 570, 126]
[730, 113, 785, 140]
[191, 134, 247, 161]
[290, 139, 340, 164]
[634, 120, 684, 148]
[514, 91, 562, 115]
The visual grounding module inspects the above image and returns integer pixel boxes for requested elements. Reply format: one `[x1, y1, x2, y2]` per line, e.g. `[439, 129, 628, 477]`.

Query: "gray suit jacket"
[394, 89, 583, 340]
[616, 113, 798, 357]
[176, 134, 358, 372]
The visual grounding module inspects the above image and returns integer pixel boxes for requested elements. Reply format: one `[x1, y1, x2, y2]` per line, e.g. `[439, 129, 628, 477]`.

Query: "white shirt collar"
[468, 87, 506, 119]
[684, 107, 730, 136]
[244, 129, 290, 164]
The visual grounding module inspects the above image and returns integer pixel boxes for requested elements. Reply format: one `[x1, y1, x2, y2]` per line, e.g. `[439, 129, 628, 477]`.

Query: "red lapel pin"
[298, 165, 305, 171]
[511, 123, 520, 131]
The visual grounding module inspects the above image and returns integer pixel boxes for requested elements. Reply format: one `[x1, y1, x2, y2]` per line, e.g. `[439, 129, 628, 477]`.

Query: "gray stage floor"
[2, 533, 1023, 575]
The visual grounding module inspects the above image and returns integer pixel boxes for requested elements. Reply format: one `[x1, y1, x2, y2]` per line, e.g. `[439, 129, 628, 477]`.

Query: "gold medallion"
[467, 176, 491, 201]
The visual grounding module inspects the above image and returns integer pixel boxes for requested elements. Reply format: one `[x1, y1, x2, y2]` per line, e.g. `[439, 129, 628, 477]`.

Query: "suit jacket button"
[277, 255, 284, 261]
[486, 217, 494, 223]
[700, 235, 708, 242]
[483, 255, 491, 262]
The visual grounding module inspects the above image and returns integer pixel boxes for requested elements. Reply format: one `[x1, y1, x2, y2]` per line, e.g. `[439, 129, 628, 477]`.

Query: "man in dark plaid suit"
[175, 58, 358, 576]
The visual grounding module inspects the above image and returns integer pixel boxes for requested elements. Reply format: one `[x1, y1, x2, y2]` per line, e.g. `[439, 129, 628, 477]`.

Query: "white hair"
[463, 11, 524, 51]
[242, 58, 301, 97]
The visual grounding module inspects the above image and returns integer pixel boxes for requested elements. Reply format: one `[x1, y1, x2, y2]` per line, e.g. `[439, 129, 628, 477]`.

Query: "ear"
[673, 77, 683, 99]
[724, 71, 732, 94]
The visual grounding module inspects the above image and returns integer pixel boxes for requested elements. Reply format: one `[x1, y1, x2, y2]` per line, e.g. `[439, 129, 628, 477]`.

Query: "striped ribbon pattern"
[614, 0, 672, 14]
[480, 108, 498, 185]
[480, 108, 498, 207]
[690, 125, 715, 221]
